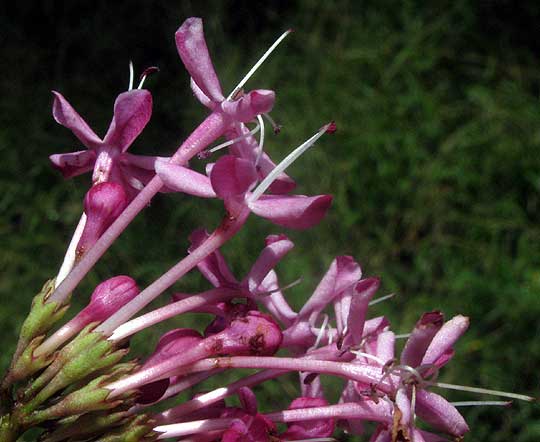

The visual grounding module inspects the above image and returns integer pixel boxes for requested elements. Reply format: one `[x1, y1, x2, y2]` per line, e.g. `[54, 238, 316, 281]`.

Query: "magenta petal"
[421, 315, 469, 367]
[243, 235, 294, 293]
[345, 277, 380, 347]
[190, 77, 216, 109]
[175, 18, 224, 103]
[189, 229, 238, 287]
[103, 89, 152, 152]
[221, 90, 275, 123]
[374, 330, 395, 364]
[238, 387, 258, 415]
[51, 91, 102, 148]
[415, 390, 469, 437]
[49, 150, 97, 179]
[248, 194, 332, 230]
[256, 270, 298, 326]
[156, 161, 217, 198]
[210, 155, 258, 199]
[298, 256, 361, 319]
[120, 153, 170, 170]
[400, 311, 444, 367]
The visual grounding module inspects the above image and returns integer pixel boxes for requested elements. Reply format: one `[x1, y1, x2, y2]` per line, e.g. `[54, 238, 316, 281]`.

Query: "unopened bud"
[76, 182, 127, 260]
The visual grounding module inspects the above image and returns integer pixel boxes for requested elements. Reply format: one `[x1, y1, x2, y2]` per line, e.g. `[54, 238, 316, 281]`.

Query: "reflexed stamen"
[451, 401, 512, 407]
[128, 60, 134, 91]
[369, 292, 396, 306]
[431, 382, 535, 402]
[248, 123, 333, 203]
[263, 112, 282, 134]
[226, 29, 292, 101]
[350, 350, 385, 366]
[256, 277, 303, 296]
[255, 114, 265, 167]
[138, 66, 159, 89]
[394, 333, 412, 339]
[202, 122, 261, 157]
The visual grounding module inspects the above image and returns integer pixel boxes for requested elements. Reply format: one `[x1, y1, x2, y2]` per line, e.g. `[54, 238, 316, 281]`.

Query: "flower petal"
[210, 155, 258, 199]
[49, 150, 97, 179]
[221, 90, 275, 123]
[298, 256, 361, 320]
[189, 229, 238, 287]
[190, 77, 216, 109]
[248, 194, 332, 230]
[345, 277, 380, 346]
[415, 390, 469, 437]
[243, 234, 294, 293]
[103, 89, 152, 152]
[421, 315, 469, 367]
[400, 311, 444, 367]
[256, 270, 298, 326]
[51, 91, 102, 148]
[156, 161, 217, 198]
[175, 18, 224, 103]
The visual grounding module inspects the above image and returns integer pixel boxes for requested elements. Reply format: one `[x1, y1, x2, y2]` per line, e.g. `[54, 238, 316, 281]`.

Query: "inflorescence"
[0, 17, 533, 442]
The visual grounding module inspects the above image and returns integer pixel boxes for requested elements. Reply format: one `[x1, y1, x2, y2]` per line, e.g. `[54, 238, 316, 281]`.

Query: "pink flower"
[175, 18, 275, 124]
[50, 89, 158, 199]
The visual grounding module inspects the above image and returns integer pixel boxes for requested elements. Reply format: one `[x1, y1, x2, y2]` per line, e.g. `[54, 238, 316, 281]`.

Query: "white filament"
[226, 29, 292, 101]
[432, 382, 535, 402]
[255, 114, 265, 167]
[208, 122, 261, 154]
[369, 292, 396, 306]
[451, 401, 511, 407]
[248, 124, 330, 203]
[128, 61, 134, 91]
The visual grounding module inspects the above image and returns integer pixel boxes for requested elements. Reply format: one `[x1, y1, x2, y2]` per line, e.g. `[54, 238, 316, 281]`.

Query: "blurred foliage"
[1, 0, 540, 440]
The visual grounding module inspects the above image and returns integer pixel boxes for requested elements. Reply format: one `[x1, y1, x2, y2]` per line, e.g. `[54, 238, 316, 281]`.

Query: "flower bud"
[77, 276, 140, 327]
[76, 182, 128, 260]
[281, 397, 335, 440]
[138, 329, 203, 404]
[205, 310, 283, 356]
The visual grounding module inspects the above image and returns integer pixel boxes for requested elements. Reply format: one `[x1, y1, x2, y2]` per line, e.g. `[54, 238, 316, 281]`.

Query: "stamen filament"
[350, 351, 385, 366]
[138, 66, 159, 89]
[255, 114, 265, 167]
[207, 122, 260, 154]
[226, 29, 292, 101]
[369, 292, 396, 306]
[248, 123, 331, 203]
[263, 112, 281, 133]
[128, 61, 134, 91]
[394, 333, 412, 339]
[431, 382, 535, 402]
[256, 277, 303, 295]
[451, 401, 512, 407]
[311, 314, 329, 350]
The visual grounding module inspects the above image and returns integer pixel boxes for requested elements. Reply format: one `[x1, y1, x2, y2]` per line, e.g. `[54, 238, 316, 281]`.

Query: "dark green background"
[1, 1, 540, 440]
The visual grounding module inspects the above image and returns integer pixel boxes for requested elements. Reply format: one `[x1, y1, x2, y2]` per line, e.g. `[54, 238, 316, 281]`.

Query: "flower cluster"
[0, 17, 532, 442]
